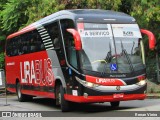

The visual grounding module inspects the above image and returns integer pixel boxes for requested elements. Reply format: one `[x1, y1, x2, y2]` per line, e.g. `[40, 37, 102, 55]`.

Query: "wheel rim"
[17, 84, 21, 98]
[58, 92, 61, 105]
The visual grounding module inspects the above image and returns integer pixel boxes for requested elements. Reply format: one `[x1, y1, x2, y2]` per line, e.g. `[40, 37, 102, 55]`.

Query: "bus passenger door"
[60, 19, 79, 93]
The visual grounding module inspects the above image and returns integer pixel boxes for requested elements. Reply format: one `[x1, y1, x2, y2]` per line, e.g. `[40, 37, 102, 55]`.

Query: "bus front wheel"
[58, 85, 71, 112]
[110, 101, 120, 107]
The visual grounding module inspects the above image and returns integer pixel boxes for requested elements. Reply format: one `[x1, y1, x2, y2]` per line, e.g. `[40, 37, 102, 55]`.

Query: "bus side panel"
[5, 56, 20, 93]
[19, 51, 56, 98]
[6, 50, 57, 98]
[46, 50, 67, 88]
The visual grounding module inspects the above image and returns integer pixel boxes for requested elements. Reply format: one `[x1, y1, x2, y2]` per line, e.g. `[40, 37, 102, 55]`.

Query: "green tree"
[130, 0, 160, 58]
[26, 0, 65, 25]
[86, 0, 122, 10]
[0, 0, 7, 42]
[0, 0, 159, 70]
[1, 0, 32, 34]
[0, 0, 8, 69]
[1, 0, 66, 32]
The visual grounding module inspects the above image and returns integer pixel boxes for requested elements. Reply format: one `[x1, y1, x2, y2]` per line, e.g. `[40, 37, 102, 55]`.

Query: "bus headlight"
[75, 76, 99, 88]
[137, 80, 146, 86]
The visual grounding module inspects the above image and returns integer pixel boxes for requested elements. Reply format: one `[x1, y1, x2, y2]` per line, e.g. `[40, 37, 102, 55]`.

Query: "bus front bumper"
[64, 93, 146, 103]
[64, 81, 147, 103]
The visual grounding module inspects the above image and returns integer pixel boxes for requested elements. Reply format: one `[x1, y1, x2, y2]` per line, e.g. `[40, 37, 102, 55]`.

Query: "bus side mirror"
[140, 29, 156, 50]
[66, 29, 82, 50]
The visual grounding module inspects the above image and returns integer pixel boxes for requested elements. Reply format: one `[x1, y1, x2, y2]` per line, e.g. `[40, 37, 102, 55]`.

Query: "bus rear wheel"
[16, 82, 32, 102]
[110, 101, 120, 107]
[57, 85, 71, 112]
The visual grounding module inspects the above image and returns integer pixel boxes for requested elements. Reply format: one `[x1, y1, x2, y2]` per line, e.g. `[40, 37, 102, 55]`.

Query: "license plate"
[113, 93, 124, 98]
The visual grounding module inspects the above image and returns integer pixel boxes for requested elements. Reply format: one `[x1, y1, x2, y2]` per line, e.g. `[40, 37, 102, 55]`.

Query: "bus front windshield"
[78, 23, 145, 73]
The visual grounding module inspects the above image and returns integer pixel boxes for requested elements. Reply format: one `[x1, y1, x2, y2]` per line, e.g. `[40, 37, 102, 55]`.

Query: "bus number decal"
[20, 58, 54, 85]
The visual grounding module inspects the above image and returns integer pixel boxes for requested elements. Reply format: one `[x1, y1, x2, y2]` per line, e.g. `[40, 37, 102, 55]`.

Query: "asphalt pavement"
[0, 95, 160, 120]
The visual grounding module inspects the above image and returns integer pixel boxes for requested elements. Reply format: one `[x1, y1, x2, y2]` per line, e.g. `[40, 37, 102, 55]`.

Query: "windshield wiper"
[105, 42, 112, 62]
[100, 43, 112, 77]
[121, 40, 134, 72]
[131, 41, 135, 55]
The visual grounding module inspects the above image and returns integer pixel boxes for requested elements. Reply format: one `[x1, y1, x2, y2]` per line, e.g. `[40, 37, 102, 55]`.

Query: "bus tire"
[16, 82, 32, 102]
[110, 101, 120, 107]
[59, 85, 70, 112]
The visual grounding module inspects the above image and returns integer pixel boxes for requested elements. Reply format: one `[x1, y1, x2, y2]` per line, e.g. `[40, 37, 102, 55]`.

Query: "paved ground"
[0, 95, 160, 112]
[0, 95, 160, 120]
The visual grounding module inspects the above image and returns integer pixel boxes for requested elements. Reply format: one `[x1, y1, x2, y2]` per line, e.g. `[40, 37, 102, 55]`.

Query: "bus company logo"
[123, 31, 133, 36]
[20, 58, 54, 85]
[96, 78, 115, 84]
[116, 86, 121, 90]
[7, 62, 15, 66]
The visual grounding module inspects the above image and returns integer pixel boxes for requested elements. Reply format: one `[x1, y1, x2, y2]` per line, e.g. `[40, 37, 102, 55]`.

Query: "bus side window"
[6, 30, 45, 56]
[17, 38, 23, 55]
[60, 19, 78, 69]
[31, 31, 43, 52]
[6, 39, 12, 56]
[37, 32, 45, 51]
[28, 32, 37, 53]
[22, 30, 45, 54]
[11, 37, 19, 56]
[23, 35, 29, 54]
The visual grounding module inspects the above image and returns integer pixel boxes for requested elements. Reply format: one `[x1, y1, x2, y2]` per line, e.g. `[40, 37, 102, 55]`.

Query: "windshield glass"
[77, 23, 145, 73]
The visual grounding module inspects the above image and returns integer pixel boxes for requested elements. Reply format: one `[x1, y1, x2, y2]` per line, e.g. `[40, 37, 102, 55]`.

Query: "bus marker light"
[69, 68, 72, 75]
[137, 75, 146, 81]
[75, 86, 79, 89]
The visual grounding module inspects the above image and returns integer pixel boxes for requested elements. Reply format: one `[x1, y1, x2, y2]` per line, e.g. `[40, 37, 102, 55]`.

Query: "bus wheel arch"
[55, 78, 67, 101]
[16, 78, 19, 85]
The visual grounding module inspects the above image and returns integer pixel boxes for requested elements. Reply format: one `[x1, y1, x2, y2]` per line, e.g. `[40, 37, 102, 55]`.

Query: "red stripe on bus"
[21, 90, 55, 99]
[7, 88, 16, 93]
[7, 25, 36, 40]
[86, 75, 126, 86]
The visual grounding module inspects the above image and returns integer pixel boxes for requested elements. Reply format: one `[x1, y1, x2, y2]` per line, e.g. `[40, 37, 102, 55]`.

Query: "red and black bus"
[5, 9, 156, 112]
